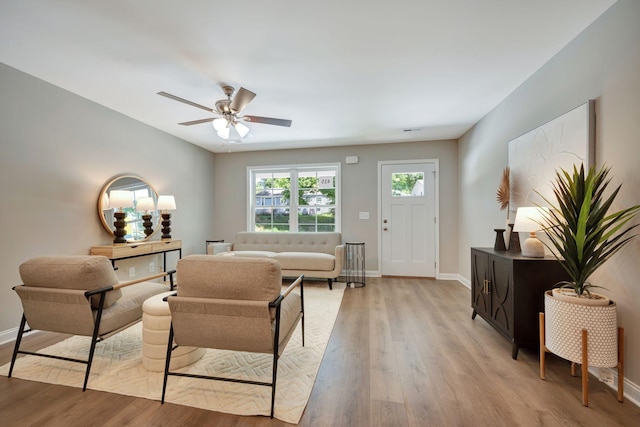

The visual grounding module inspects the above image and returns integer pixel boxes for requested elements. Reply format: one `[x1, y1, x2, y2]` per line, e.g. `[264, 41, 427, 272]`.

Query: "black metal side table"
[345, 242, 365, 288]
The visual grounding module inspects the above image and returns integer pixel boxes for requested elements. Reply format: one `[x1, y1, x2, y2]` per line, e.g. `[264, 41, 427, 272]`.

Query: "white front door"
[379, 161, 437, 277]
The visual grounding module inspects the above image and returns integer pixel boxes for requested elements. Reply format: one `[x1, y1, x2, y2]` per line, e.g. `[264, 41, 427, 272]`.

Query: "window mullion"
[290, 170, 299, 232]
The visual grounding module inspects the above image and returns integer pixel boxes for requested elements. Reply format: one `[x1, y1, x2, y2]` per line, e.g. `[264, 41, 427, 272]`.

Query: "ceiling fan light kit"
[158, 85, 292, 141]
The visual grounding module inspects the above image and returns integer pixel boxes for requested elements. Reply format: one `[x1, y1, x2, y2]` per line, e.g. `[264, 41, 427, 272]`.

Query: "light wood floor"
[1, 277, 639, 426]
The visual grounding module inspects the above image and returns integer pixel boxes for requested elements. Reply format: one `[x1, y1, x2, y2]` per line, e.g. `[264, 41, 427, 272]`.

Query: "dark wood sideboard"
[470, 247, 570, 359]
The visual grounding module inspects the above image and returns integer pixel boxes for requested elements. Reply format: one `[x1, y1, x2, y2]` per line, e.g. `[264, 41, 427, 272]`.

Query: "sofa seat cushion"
[273, 252, 335, 271]
[230, 250, 278, 259]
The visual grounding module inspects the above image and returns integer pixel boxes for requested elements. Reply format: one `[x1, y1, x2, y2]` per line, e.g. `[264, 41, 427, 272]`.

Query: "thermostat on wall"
[345, 156, 359, 164]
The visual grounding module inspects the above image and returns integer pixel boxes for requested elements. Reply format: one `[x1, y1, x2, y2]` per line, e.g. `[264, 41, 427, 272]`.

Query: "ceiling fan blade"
[158, 91, 213, 113]
[178, 118, 214, 126]
[229, 87, 256, 114]
[244, 115, 292, 127]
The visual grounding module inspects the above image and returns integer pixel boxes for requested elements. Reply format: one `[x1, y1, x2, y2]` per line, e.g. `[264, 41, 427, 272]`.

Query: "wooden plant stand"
[539, 312, 624, 407]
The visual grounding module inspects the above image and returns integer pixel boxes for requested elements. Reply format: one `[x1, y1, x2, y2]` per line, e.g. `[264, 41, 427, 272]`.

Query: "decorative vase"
[504, 219, 511, 247]
[544, 290, 617, 367]
[493, 229, 507, 251]
[507, 223, 520, 252]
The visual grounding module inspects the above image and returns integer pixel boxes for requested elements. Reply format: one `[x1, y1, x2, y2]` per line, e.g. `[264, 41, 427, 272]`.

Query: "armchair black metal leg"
[161, 324, 175, 404]
[300, 279, 305, 347]
[270, 305, 282, 419]
[83, 320, 102, 391]
[8, 314, 27, 377]
[270, 354, 278, 419]
[84, 293, 107, 391]
[327, 278, 333, 290]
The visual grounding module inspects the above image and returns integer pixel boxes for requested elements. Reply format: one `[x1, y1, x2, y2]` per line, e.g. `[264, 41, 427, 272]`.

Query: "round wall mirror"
[98, 174, 159, 242]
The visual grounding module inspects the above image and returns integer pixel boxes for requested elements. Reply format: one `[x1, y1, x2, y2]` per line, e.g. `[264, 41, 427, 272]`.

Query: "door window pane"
[391, 172, 424, 197]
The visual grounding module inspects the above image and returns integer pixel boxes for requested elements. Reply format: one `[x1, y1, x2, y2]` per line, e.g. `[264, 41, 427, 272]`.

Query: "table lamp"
[136, 196, 156, 237]
[513, 207, 547, 258]
[108, 190, 134, 244]
[157, 195, 176, 240]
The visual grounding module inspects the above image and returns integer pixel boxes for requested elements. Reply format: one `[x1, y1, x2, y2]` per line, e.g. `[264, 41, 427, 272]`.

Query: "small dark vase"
[507, 223, 521, 252]
[493, 228, 507, 251]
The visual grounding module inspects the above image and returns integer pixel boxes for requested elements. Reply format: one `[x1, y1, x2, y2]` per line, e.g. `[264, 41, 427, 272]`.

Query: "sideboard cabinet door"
[470, 247, 569, 359]
[489, 255, 514, 338]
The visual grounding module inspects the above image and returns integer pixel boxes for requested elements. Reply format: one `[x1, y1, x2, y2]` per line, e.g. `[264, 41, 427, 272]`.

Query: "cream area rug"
[0, 282, 345, 424]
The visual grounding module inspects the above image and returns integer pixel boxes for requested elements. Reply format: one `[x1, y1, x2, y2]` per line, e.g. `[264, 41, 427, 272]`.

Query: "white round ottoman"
[142, 291, 205, 372]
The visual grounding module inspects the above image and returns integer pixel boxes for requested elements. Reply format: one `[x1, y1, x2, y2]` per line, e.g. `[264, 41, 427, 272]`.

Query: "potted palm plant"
[539, 163, 640, 304]
[538, 163, 639, 405]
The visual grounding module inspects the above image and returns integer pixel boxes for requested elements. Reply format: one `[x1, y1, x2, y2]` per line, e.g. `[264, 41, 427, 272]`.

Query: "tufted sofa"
[216, 232, 343, 289]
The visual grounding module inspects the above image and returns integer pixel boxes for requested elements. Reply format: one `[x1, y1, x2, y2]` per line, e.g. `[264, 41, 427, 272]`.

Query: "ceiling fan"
[158, 85, 292, 140]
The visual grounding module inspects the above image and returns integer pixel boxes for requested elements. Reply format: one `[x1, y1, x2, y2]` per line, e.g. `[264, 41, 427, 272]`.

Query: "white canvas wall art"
[508, 100, 595, 214]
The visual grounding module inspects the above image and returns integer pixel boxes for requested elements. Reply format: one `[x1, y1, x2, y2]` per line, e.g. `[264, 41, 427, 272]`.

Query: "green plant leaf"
[535, 163, 640, 296]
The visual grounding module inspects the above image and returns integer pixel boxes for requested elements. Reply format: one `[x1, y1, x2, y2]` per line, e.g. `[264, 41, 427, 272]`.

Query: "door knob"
[383, 219, 388, 223]
[383, 227, 388, 231]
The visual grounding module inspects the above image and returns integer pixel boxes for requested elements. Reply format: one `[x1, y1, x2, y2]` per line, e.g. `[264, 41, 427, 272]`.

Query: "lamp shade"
[157, 195, 176, 211]
[233, 121, 250, 138]
[108, 190, 134, 209]
[513, 206, 548, 258]
[136, 196, 155, 212]
[212, 118, 227, 132]
[217, 127, 230, 139]
[513, 207, 547, 232]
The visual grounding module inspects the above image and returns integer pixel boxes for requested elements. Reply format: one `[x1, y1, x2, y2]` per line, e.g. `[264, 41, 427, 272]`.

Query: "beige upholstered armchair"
[161, 255, 305, 418]
[9, 255, 174, 390]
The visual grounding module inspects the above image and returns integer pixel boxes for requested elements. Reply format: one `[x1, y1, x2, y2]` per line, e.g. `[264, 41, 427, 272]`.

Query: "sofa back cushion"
[19, 255, 121, 308]
[233, 232, 341, 255]
[177, 255, 282, 301]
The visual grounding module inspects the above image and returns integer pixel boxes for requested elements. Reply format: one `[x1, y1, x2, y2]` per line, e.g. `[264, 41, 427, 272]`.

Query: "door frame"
[377, 159, 440, 278]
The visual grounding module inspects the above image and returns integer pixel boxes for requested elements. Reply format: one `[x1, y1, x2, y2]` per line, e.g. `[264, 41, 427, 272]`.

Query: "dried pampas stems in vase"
[495, 167, 515, 251]
[496, 167, 510, 212]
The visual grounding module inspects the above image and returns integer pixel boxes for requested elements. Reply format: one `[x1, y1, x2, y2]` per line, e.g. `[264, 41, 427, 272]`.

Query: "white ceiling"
[0, 0, 616, 153]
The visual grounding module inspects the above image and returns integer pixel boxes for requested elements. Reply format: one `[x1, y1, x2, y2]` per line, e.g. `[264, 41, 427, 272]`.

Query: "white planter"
[544, 290, 618, 367]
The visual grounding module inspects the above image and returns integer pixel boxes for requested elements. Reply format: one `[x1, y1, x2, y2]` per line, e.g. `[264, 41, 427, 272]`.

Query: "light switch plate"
[359, 212, 369, 220]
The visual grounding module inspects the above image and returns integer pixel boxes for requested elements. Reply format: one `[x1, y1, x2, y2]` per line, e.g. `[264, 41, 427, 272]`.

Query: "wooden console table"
[90, 240, 182, 273]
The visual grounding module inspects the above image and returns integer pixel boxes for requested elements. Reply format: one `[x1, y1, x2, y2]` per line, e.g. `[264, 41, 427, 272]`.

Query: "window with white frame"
[248, 163, 340, 232]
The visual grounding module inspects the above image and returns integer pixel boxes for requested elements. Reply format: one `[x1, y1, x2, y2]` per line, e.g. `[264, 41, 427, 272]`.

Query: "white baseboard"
[0, 326, 19, 346]
[589, 367, 640, 407]
[455, 274, 471, 289]
[339, 270, 380, 278]
[437, 273, 460, 281]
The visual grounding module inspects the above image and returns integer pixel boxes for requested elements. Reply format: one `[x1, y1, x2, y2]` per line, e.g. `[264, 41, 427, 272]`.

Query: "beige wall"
[212, 140, 458, 275]
[459, 0, 640, 388]
[0, 62, 216, 339]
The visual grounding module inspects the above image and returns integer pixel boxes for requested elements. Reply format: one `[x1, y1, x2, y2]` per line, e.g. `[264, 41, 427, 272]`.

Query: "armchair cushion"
[98, 281, 170, 335]
[176, 255, 282, 301]
[19, 255, 122, 308]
